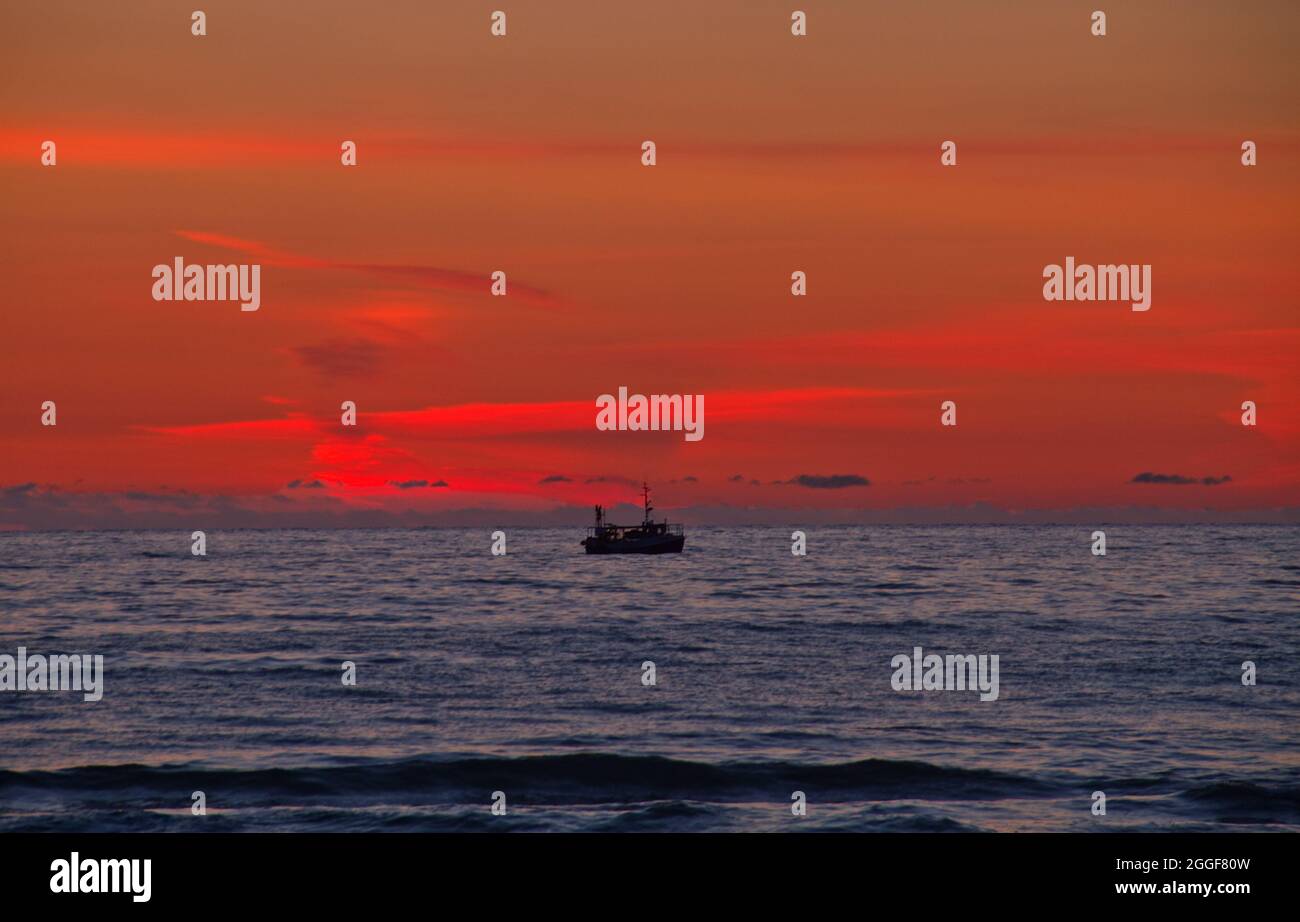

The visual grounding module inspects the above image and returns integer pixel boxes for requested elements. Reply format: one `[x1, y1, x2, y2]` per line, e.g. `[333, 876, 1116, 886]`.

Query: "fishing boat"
[581, 483, 685, 554]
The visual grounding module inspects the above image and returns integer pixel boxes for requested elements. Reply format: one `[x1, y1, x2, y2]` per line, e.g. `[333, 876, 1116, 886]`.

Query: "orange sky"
[1, 1, 1297, 527]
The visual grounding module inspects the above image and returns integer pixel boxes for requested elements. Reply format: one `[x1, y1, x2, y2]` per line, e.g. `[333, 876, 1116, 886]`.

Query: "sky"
[1, 0, 1297, 528]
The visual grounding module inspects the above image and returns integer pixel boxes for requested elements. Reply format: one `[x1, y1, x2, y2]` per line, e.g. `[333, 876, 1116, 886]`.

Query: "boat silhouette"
[581, 483, 685, 554]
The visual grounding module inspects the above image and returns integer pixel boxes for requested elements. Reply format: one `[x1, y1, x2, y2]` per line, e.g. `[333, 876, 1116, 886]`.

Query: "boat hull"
[583, 534, 685, 555]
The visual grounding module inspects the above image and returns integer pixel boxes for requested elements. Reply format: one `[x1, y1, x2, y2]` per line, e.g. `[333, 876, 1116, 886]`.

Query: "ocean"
[1, 525, 1297, 832]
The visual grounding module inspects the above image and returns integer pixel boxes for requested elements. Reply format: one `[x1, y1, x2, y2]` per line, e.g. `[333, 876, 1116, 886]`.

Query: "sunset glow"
[2, 1, 1296, 527]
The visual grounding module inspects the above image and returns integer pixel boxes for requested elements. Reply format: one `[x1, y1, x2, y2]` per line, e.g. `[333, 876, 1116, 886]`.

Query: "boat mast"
[642, 482, 653, 524]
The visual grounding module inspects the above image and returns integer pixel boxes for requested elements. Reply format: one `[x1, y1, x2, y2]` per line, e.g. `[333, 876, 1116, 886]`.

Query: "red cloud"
[173, 230, 559, 306]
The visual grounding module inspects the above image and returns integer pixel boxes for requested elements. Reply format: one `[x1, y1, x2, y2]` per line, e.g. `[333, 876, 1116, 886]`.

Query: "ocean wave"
[0, 753, 1052, 805]
[1180, 781, 1300, 822]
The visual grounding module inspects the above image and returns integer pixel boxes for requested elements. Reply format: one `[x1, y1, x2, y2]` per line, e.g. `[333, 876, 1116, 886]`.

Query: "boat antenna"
[642, 481, 653, 523]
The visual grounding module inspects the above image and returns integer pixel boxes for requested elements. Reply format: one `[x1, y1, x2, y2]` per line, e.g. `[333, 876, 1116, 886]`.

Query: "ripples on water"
[1, 526, 1297, 831]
